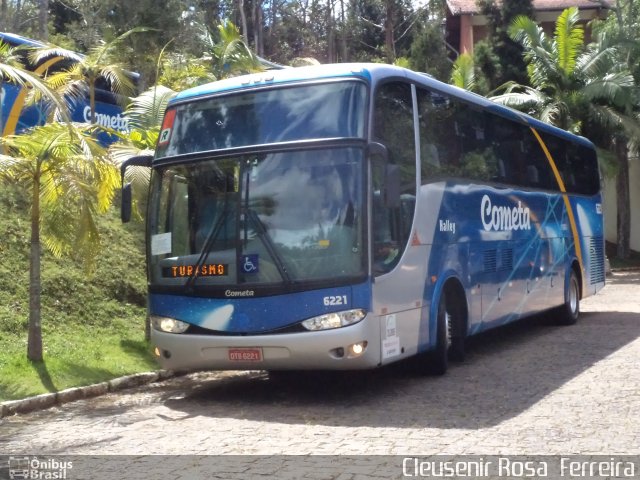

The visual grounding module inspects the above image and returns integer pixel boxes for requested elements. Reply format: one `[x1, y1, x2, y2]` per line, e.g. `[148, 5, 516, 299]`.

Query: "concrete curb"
[0, 370, 176, 418]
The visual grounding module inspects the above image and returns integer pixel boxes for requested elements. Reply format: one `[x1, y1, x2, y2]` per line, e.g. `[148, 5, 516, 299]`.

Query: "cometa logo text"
[83, 106, 129, 132]
[481, 195, 531, 232]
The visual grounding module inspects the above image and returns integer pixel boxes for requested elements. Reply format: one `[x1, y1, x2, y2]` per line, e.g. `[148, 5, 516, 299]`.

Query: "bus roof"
[169, 62, 595, 149]
[0, 31, 45, 48]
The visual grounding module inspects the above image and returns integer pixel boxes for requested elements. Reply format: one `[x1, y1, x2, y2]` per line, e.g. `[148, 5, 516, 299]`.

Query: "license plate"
[228, 348, 263, 362]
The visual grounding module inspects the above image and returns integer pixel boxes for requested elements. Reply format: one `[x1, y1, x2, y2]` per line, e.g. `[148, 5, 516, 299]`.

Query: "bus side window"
[372, 82, 417, 274]
[417, 87, 453, 183]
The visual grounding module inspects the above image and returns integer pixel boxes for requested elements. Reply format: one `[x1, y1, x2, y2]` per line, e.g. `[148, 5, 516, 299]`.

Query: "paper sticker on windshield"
[158, 109, 176, 146]
[151, 233, 172, 255]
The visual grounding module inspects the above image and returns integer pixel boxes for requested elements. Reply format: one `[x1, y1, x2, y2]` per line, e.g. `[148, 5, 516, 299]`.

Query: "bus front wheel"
[426, 294, 450, 375]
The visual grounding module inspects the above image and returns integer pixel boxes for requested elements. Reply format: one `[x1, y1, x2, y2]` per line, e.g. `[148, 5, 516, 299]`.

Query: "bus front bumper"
[150, 318, 382, 371]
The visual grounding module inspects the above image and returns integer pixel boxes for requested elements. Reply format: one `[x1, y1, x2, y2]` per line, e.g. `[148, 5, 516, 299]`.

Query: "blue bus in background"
[121, 63, 605, 375]
[0, 32, 136, 141]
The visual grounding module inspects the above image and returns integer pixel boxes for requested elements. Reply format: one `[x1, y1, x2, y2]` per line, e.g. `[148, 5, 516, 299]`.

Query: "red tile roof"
[447, 0, 614, 15]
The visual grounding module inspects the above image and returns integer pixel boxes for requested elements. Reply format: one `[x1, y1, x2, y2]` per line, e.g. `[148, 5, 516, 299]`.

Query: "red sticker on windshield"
[158, 109, 176, 146]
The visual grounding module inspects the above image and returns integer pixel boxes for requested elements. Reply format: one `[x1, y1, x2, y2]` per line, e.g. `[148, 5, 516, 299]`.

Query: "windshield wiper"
[240, 161, 291, 284]
[185, 197, 231, 291]
[246, 208, 291, 283]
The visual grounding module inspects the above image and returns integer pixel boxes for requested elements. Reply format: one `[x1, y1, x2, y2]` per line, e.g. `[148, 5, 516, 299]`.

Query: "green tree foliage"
[204, 20, 264, 79]
[450, 52, 476, 91]
[475, 0, 532, 90]
[158, 54, 216, 92]
[409, 19, 452, 81]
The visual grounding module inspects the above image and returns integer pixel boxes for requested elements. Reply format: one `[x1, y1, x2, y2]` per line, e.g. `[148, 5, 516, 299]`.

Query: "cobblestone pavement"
[0, 272, 639, 458]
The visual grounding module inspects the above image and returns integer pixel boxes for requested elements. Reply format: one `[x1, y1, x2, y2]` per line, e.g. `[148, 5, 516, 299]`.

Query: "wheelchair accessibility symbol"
[241, 254, 259, 274]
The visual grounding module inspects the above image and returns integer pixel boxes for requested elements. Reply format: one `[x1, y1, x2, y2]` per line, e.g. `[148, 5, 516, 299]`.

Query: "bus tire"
[426, 293, 450, 375]
[448, 289, 466, 363]
[557, 269, 580, 325]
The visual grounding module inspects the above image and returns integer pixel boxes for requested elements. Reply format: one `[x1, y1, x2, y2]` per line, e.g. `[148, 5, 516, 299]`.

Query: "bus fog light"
[301, 309, 366, 331]
[348, 341, 368, 357]
[151, 316, 189, 334]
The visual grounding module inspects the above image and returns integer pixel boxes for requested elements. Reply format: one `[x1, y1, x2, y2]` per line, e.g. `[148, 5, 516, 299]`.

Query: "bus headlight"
[151, 316, 189, 334]
[301, 309, 366, 331]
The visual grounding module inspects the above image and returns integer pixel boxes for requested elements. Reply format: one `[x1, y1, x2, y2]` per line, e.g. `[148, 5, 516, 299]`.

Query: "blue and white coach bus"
[121, 63, 605, 375]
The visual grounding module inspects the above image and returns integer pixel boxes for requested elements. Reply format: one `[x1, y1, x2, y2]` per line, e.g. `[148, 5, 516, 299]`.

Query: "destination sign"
[163, 264, 228, 277]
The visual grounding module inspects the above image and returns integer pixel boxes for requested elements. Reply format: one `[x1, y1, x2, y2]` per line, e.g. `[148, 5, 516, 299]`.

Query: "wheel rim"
[569, 278, 578, 315]
[445, 311, 452, 349]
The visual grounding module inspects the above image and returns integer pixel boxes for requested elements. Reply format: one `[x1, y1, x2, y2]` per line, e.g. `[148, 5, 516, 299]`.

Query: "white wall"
[603, 158, 640, 252]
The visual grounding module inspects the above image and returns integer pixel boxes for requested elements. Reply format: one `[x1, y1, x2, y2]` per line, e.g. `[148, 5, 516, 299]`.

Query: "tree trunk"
[384, 0, 395, 62]
[327, 0, 335, 62]
[0, 79, 4, 154]
[615, 136, 631, 260]
[38, 0, 49, 41]
[339, 0, 347, 61]
[253, 0, 264, 56]
[12, 0, 22, 32]
[0, 0, 7, 30]
[238, 0, 250, 45]
[89, 81, 96, 124]
[28, 173, 43, 361]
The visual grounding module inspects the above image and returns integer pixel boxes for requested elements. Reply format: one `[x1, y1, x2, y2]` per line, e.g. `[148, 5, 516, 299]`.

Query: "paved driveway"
[0, 272, 639, 457]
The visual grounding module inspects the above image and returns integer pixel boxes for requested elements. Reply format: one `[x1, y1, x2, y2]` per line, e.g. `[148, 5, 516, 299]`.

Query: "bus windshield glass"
[156, 81, 367, 157]
[148, 147, 365, 290]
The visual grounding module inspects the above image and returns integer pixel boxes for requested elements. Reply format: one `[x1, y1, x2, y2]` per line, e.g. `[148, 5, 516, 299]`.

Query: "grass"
[0, 184, 157, 402]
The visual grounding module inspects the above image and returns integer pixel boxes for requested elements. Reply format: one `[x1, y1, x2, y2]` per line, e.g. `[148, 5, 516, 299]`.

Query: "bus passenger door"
[371, 80, 426, 364]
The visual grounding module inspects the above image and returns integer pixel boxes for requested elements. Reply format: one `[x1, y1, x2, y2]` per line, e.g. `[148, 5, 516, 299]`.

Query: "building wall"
[603, 159, 640, 253]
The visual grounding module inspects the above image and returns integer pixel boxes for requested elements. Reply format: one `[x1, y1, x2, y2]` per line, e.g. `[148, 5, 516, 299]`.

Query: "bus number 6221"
[323, 295, 348, 306]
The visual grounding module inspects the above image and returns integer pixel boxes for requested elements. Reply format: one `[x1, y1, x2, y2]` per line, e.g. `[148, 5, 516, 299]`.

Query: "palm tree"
[0, 122, 119, 361]
[491, 7, 640, 260]
[30, 28, 146, 125]
[203, 21, 264, 79]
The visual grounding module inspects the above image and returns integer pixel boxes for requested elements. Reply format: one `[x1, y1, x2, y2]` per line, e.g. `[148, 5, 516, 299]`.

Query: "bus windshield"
[148, 147, 365, 291]
[156, 81, 367, 157]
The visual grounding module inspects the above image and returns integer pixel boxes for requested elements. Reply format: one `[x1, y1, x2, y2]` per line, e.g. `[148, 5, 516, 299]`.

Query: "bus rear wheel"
[556, 269, 580, 325]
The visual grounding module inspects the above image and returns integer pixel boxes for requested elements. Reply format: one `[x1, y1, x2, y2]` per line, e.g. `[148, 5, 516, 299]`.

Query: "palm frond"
[554, 7, 583, 76]
[125, 86, 177, 131]
[0, 63, 70, 121]
[490, 83, 547, 111]
[450, 53, 476, 91]
[582, 71, 635, 107]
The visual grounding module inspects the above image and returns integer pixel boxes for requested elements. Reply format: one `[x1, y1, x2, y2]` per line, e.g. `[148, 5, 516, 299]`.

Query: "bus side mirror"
[120, 154, 153, 223]
[368, 142, 400, 208]
[121, 183, 133, 223]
